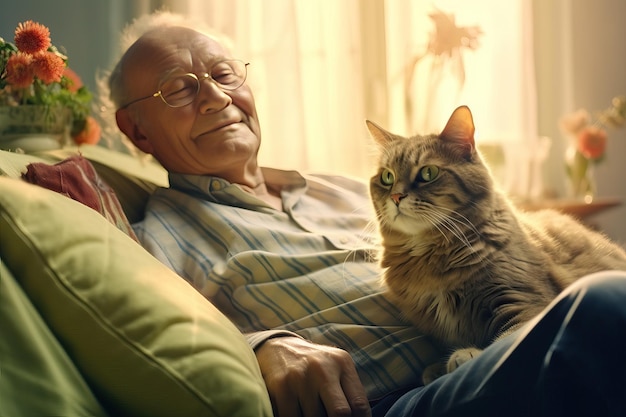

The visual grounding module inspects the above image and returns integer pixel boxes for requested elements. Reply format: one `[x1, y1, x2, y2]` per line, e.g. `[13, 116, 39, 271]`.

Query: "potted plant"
[0, 20, 100, 152]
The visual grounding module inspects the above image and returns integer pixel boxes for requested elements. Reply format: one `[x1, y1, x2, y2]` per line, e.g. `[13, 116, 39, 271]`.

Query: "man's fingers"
[340, 364, 371, 417]
[318, 385, 352, 417]
[318, 354, 371, 417]
[270, 384, 302, 417]
[255, 337, 371, 417]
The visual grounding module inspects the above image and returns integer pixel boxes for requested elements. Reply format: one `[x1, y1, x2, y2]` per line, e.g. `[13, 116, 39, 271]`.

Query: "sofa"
[0, 145, 273, 416]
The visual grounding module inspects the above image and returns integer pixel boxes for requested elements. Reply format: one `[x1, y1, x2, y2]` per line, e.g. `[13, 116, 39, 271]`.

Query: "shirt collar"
[167, 168, 307, 210]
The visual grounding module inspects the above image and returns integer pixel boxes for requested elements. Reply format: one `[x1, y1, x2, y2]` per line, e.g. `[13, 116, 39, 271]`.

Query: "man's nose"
[197, 76, 232, 113]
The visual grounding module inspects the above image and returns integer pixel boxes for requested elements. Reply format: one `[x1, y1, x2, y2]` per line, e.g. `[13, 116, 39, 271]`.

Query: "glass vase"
[565, 145, 595, 202]
[0, 104, 72, 153]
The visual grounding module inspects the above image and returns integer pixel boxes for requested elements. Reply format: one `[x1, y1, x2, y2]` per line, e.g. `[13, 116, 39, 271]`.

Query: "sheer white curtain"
[164, 0, 374, 178]
[163, 0, 538, 187]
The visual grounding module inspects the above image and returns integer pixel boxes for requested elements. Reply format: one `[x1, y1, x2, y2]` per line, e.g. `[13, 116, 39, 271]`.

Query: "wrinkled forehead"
[123, 26, 231, 83]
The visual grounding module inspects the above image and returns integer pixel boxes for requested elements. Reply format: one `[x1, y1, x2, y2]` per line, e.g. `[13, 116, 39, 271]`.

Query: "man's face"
[117, 27, 261, 176]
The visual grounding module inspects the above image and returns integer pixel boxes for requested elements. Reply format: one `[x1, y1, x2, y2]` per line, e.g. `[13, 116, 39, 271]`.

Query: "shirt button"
[212, 180, 222, 190]
[340, 237, 350, 244]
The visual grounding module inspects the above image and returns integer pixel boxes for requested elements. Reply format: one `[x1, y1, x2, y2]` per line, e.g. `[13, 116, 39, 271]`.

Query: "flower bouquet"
[559, 96, 626, 201]
[0, 20, 100, 150]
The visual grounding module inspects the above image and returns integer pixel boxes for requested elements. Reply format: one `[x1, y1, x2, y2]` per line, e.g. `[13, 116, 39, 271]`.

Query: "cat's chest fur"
[379, 222, 529, 348]
[385, 267, 477, 347]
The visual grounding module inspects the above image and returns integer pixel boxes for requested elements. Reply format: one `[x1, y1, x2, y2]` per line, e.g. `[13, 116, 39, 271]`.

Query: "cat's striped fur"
[367, 106, 626, 383]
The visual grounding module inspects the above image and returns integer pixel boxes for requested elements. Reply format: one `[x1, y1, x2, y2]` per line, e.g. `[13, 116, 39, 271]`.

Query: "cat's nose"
[391, 193, 407, 206]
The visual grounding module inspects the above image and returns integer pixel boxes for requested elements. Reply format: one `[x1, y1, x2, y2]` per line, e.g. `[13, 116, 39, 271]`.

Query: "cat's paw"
[422, 348, 484, 384]
[421, 362, 446, 385]
[446, 347, 483, 373]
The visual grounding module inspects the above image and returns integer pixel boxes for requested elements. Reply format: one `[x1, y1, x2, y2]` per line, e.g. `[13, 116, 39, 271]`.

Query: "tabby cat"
[367, 105, 626, 384]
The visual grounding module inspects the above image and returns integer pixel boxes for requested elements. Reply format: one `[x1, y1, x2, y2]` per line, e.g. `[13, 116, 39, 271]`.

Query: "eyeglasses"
[119, 59, 249, 109]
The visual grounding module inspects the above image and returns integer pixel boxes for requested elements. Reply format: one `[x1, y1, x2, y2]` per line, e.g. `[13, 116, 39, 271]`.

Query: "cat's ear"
[440, 106, 476, 155]
[366, 120, 396, 146]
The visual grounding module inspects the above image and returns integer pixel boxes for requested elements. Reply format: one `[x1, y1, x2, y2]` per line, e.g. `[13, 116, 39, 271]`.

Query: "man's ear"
[115, 109, 154, 154]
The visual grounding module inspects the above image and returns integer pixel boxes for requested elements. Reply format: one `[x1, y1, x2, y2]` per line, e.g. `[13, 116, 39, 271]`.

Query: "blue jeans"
[372, 271, 626, 417]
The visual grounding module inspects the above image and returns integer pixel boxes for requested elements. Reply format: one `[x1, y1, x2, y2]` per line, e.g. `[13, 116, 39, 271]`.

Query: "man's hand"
[255, 336, 371, 417]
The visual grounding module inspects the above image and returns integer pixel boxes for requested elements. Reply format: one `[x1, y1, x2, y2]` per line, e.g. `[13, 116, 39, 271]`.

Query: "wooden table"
[518, 197, 622, 227]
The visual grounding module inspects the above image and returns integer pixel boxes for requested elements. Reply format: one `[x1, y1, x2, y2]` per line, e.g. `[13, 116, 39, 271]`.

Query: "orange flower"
[31, 51, 65, 84]
[63, 67, 83, 92]
[577, 126, 607, 160]
[73, 116, 101, 145]
[4, 52, 35, 88]
[14, 20, 51, 54]
[2, 20, 93, 127]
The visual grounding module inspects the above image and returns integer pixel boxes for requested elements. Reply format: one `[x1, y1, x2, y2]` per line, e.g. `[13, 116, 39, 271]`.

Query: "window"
[161, 0, 539, 195]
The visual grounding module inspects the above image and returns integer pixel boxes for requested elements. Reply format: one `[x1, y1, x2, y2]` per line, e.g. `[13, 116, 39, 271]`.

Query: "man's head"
[110, 25, 261, 177]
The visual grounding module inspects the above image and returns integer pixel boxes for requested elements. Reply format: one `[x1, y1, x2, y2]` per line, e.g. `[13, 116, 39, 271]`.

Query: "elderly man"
[109, 15, 626, 417]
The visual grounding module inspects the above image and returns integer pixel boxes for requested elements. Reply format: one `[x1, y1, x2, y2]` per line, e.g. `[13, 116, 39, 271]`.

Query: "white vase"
[0, 105, 71, 153]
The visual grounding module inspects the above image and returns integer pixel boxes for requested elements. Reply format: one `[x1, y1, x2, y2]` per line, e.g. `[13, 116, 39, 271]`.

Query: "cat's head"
[367, 106, 494, 238]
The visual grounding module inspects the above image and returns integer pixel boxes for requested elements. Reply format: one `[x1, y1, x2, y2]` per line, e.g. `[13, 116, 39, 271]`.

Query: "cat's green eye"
[380, 168, 395, 186]
[417, 165, 440, 182]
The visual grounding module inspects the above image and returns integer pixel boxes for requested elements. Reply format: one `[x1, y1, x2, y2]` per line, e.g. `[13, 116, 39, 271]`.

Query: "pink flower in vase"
[559, 108, 590, 136]
[559, 97, 625, 200]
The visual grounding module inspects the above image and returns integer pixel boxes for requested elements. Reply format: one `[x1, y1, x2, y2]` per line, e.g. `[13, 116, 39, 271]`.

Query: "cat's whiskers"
[414, 202, 474, 248]
[339, 211, 383, 286]
[416, 210, 451, 244]
[433, 207, 500, 270]
[423, 209, 471, 249]
[434, 206, 483, 240]
[419, 207, 496, 270]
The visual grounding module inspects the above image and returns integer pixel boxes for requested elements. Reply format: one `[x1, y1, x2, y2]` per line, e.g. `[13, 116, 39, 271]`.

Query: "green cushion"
[0, 176, 272, 417]
[0, 261, 108, 416]
[0, 149, 51, 178]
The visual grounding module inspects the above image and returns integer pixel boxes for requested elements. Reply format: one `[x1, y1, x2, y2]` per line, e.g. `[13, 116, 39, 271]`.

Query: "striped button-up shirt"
[133, 168, 442, 400]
